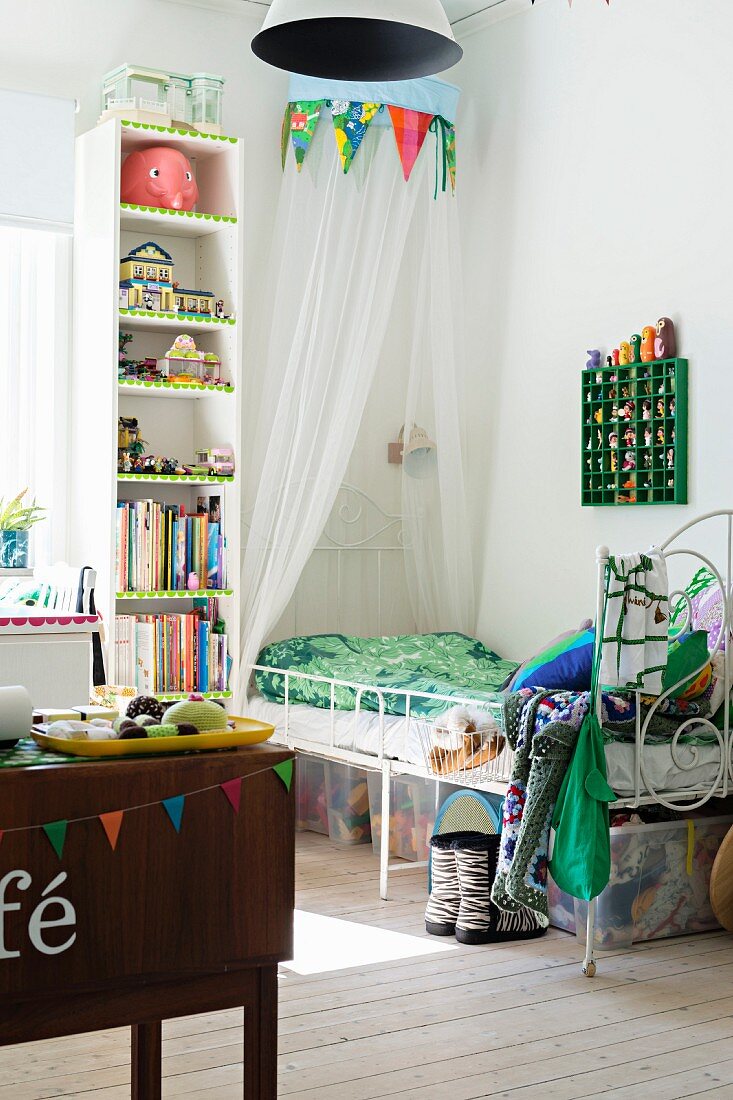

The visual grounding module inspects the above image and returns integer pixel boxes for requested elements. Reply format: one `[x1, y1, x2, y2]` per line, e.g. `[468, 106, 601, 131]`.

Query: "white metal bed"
[245, 497, 733, 974]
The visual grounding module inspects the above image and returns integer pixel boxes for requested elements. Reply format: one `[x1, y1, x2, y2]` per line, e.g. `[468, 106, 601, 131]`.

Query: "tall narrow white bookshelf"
[70, 119, 243, 705]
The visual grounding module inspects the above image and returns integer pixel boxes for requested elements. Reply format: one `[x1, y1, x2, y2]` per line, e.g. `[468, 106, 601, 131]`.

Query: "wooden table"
[0, 744, 295, 1098]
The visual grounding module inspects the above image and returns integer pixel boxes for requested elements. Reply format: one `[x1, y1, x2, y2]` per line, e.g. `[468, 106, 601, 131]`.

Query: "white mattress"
[249, 695, 725, 799]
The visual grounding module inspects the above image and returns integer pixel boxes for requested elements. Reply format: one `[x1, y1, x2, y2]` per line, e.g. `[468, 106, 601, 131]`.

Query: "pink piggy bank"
[120, 147, 199, 211]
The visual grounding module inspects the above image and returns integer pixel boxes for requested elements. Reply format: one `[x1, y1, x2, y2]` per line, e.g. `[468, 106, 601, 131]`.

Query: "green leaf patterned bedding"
[255, 632, 518, 718]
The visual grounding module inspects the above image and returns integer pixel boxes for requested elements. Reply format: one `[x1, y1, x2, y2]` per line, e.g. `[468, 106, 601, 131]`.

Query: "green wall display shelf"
[581, 358, 688, 507]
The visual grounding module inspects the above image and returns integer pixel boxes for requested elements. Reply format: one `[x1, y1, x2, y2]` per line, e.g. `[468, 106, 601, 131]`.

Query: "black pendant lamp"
[251, 1, 462, 81]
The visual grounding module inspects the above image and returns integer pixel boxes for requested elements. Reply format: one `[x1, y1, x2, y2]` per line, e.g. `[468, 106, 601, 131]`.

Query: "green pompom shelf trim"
[121, 120, 238, 143]
[118, 379, 234, 394]
[117, 473, 234, 484]
[120, 203, 237, 224]
[154, 691, 232, 701]
[116, 589, 233, 599]
[119, 309, 235, 326]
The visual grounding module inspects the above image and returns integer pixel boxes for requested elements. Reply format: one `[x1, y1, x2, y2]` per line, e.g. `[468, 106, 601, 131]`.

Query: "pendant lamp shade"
[251, 0, 462, 81]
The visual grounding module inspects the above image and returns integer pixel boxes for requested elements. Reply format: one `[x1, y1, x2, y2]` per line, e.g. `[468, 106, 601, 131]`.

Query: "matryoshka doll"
[641, 325, 656, 363]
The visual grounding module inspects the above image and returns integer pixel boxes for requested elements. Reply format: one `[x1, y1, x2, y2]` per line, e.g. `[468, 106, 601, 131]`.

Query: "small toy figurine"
[610, 372, 618, 382]
[667, 448, 675, 469]
[586, 391, 592, 402]
[671, 426, 675, 443]
[669, 397, 676, 416]
[621, 384, 630, 399]
[611, 404, 619, 420]
[644, 479, 652, 488]
[610, 451, 618, 472]
[641, 325, 656, 363]
[586, 349, 601, 370]
[622, 451, 636, 471]
[656, 399, 665, 418]
[629, 334, 642, 364]
[609, 386, 617, 400]
[612, 349, 620, 367]
[623, 479, 636, 490]
[121, 147, 199, 211]
[668, 478, 675, 488]
[606, 355, 613, 368]
[643, 450, 652, 468]
[624, 427, 636, 447]
[586, 437, 592, 450]
[594, 408, 603, 424]
[657, 382, 665, 394]
[644, 426, 652, 447]
[215, 300, 227, 319]
[609, 431, 618, 449]
[618, 341, 630, 365]
[656, 428, 665, 445]
[655, 316, 676, 359]
[595, 371, 603, 384]
[121, 452, 132, 473]
[621, 400, 635, 421]
[187, 571, 200, 591]
[597, 429, 603, 447]
[642, 399, 652, 419]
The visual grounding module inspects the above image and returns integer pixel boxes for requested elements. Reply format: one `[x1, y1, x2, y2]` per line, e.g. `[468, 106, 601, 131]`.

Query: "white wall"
[453, 0, 733, 661]
[0, 0, 286, 322]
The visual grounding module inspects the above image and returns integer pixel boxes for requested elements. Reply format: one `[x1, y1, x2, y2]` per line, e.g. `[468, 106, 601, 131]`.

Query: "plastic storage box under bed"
[548, 814, 733, 950]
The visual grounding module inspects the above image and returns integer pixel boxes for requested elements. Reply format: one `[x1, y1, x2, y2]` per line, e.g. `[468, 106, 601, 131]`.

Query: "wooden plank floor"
[3, 830, 733, 1098]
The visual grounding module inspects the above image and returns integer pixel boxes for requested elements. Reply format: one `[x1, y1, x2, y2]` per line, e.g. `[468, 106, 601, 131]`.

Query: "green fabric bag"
[548, 575, 616, 901]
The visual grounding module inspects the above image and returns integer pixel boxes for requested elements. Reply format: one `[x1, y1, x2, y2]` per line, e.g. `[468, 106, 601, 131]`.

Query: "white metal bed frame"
[246, 496, 733, 975]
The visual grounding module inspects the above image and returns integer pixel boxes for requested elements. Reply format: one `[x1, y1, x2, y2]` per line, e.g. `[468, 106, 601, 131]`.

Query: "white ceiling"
[245, 1, 506, 26]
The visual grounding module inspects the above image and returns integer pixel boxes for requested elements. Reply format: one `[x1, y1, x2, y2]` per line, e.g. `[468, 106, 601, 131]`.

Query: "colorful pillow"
[662, 631, 712, 700]
[670, 567, 725, 652]
[512, 628, 595, 692]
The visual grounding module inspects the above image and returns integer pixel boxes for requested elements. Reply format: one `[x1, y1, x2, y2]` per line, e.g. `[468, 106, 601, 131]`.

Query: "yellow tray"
[31, 716, 275, 758]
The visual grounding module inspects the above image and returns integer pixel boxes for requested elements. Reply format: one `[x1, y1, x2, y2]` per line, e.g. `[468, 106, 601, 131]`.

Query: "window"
[133, 264, 143, 278]
[159, 267, 169, 282]
[199, 298, 210, 314]
[187, 297, 197, 312]
[0, 227, 71, 565]
[146, 265, 157, 280]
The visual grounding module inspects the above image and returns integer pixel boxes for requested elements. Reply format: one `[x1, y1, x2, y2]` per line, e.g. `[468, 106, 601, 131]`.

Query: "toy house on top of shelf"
[100, 64, 224, 134]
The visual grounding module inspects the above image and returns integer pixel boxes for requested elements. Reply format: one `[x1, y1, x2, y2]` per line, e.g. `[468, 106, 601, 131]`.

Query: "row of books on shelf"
[115, 604, 231, 694]
[116, 498, 226, 592]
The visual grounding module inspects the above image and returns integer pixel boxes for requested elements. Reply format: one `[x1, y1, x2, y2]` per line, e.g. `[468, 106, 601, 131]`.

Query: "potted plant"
[0, 489, 46, 569]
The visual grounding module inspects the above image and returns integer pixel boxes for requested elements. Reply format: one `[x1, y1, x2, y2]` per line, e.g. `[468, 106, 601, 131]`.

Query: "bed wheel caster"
[582, 960, 597, 978]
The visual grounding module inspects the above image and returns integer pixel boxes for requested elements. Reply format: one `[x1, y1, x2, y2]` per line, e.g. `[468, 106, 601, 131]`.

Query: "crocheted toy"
[125, 695, 166, 723]
[163, 693, 229, 732]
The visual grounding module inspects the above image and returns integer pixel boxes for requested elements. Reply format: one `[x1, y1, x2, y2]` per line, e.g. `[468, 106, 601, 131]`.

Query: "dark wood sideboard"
[0, 744, 295, 1098]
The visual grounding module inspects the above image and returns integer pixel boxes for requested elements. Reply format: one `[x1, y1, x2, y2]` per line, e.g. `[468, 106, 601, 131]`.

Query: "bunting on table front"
[0, 760, 292, 858]
[280, 99, 458, 194]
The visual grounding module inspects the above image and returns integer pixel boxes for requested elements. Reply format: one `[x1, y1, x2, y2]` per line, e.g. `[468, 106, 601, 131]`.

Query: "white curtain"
[240, 114, 474, 701]
[0, 227, 71, 564]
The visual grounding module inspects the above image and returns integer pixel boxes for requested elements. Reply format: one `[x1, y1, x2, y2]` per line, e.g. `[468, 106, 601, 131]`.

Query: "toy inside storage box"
[548, 814, 733, 950]
[367, 772, 436, 862]
[294, 754, 370, 843]
[325, 761, 371, 845]
[294, 752, 328, 836]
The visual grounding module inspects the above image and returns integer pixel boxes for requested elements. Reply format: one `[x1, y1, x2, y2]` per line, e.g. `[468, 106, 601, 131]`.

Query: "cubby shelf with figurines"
[582, 328, 688, 507]
[70, 116, 243, 705]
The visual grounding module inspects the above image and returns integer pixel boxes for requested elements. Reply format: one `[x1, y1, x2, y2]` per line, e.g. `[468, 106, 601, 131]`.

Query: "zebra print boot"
[454, 834, 546, 946]
[425, 834, 461, 936]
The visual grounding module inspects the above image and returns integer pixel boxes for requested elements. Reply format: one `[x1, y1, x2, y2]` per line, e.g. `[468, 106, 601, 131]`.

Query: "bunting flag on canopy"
[388, 106, 433, 182]
[273, 758, 294, 792]
[331, 100, 380, 174]
[281, 99, 457, 194]
[289, 100, 324, 172]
